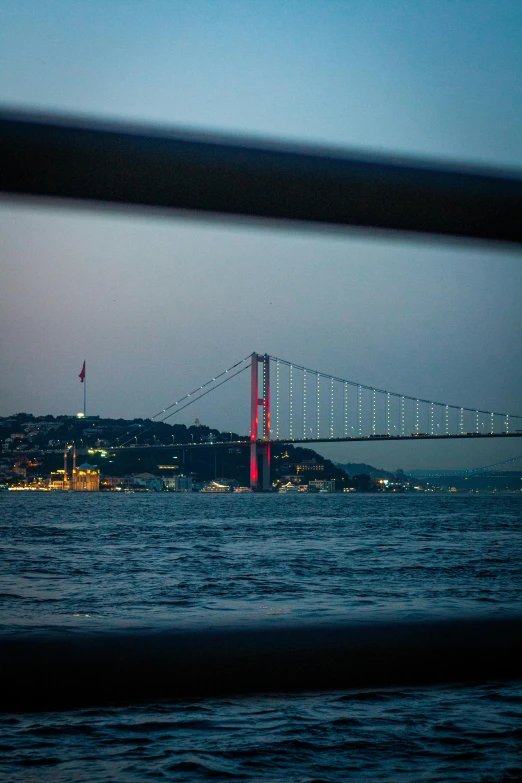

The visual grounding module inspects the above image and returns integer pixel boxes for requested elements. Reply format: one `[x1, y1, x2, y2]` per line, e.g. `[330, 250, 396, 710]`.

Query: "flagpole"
[84, 362, 86, 417]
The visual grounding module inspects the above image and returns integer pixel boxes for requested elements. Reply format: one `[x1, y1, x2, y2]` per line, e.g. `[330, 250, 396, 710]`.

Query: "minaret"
[63, 449, 68, 490]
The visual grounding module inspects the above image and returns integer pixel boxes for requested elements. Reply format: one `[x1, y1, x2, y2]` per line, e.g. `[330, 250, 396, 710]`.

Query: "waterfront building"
[100, 476, 125, 490]
[295, 461, 324, 473]
[72, 463, 100, 491]
[280, 474, 302, 486]
[49, 469, 67, 490]
[131, 473, 163, 491]
[309, 479, 336, 493]
[163, 475, 193, 492]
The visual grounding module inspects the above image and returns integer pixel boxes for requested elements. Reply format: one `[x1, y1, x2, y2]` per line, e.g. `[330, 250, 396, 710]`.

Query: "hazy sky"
[1, 0, 521, 471]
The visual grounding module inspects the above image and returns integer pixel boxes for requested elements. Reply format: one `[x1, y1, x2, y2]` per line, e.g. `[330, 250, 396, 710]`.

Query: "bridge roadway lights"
[2, 615, 521, 711]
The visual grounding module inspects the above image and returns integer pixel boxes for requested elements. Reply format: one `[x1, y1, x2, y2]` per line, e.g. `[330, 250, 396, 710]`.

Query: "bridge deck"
[120, 431, 522, 450]
[7, 431, 521, 456]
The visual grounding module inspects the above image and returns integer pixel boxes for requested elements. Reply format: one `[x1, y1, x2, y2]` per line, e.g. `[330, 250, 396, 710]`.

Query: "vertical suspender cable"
[289, 365, 294, 439]
[303, 370, 307, 439]
[317, 374, 320, 439]
[344, 382, 348, 438]
[276, 360, 280, 440]
[330, 378, 334, 438]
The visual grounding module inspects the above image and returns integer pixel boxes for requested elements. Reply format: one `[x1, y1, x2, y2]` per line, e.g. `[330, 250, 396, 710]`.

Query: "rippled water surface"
[1, 492, 521, 781]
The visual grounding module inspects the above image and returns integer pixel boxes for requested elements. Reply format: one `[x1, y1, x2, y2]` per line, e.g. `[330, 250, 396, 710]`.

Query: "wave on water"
[1, 492, 521, 781]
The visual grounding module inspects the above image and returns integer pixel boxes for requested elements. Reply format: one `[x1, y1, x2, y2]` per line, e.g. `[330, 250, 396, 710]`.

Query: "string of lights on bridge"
[115, 353, 521, 448]
[270, 355, 521, 442]
[116, 356, 251, 447]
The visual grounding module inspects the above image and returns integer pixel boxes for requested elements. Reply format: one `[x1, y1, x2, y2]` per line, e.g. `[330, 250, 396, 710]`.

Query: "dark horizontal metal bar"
[2, 616, 521, 711]
[1, 109, 521, 243]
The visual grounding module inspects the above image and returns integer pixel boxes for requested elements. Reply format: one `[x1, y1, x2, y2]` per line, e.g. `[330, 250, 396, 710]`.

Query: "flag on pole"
[79, 361, 86, 383]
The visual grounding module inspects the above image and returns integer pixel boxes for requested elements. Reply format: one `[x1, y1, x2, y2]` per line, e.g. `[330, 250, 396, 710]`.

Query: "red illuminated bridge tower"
[250, 352, 271, 490]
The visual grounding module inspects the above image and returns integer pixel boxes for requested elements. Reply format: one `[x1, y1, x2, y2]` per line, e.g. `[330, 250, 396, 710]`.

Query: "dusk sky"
[1, 0, 521, 471]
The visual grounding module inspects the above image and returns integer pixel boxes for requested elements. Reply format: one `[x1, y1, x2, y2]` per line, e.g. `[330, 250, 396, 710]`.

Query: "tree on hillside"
[353, 474, 375, 492]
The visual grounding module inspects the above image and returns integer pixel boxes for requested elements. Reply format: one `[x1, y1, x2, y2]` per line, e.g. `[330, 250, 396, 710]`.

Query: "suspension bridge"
[111, 352, 522, 490]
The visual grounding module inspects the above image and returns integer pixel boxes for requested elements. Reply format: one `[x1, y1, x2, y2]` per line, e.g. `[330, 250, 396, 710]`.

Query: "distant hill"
[335, 462, 401, 479]
[407, 468, 522, 477]
[413, 472, 522, 492]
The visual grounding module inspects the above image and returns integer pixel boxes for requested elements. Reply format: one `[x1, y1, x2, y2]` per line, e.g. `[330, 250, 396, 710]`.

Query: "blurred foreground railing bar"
[1, 109, 521, 244]
[2, 617, 521, 711]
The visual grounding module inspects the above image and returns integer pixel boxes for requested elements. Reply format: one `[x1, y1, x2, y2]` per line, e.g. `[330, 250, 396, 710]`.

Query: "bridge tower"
[250, 352, 271, 490]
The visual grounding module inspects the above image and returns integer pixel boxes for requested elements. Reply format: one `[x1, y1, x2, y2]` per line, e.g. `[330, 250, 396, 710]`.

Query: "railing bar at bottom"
[1, 615, 521, 712]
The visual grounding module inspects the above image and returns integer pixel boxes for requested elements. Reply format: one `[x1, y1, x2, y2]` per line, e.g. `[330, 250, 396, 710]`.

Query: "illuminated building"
[131, 473, 163, 491]
[72, 462, 100, 491]
[295, 461, 324, 473]
[100, 476, 124, 490]
[309, 479, 336, 493]
[49, 470, 67, 490]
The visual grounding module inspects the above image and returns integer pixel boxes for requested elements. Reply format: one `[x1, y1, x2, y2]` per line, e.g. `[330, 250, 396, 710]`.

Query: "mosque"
[54, 447, 100, 491]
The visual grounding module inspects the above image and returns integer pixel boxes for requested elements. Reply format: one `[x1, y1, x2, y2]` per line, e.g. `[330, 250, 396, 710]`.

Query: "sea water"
[1, 492, 521, 782]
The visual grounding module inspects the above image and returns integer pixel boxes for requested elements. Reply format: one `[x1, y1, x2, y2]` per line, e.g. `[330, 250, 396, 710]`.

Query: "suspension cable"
[116, 359, 251, 447]
[155, 364, 250, 425]
[151, 355, 251, 420]
[268, 355, 521, 421]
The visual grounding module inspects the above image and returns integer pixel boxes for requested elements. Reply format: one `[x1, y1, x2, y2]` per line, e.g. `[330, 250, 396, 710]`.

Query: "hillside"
[335, 462, 402, 479]
[1, 413, 358, 490]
